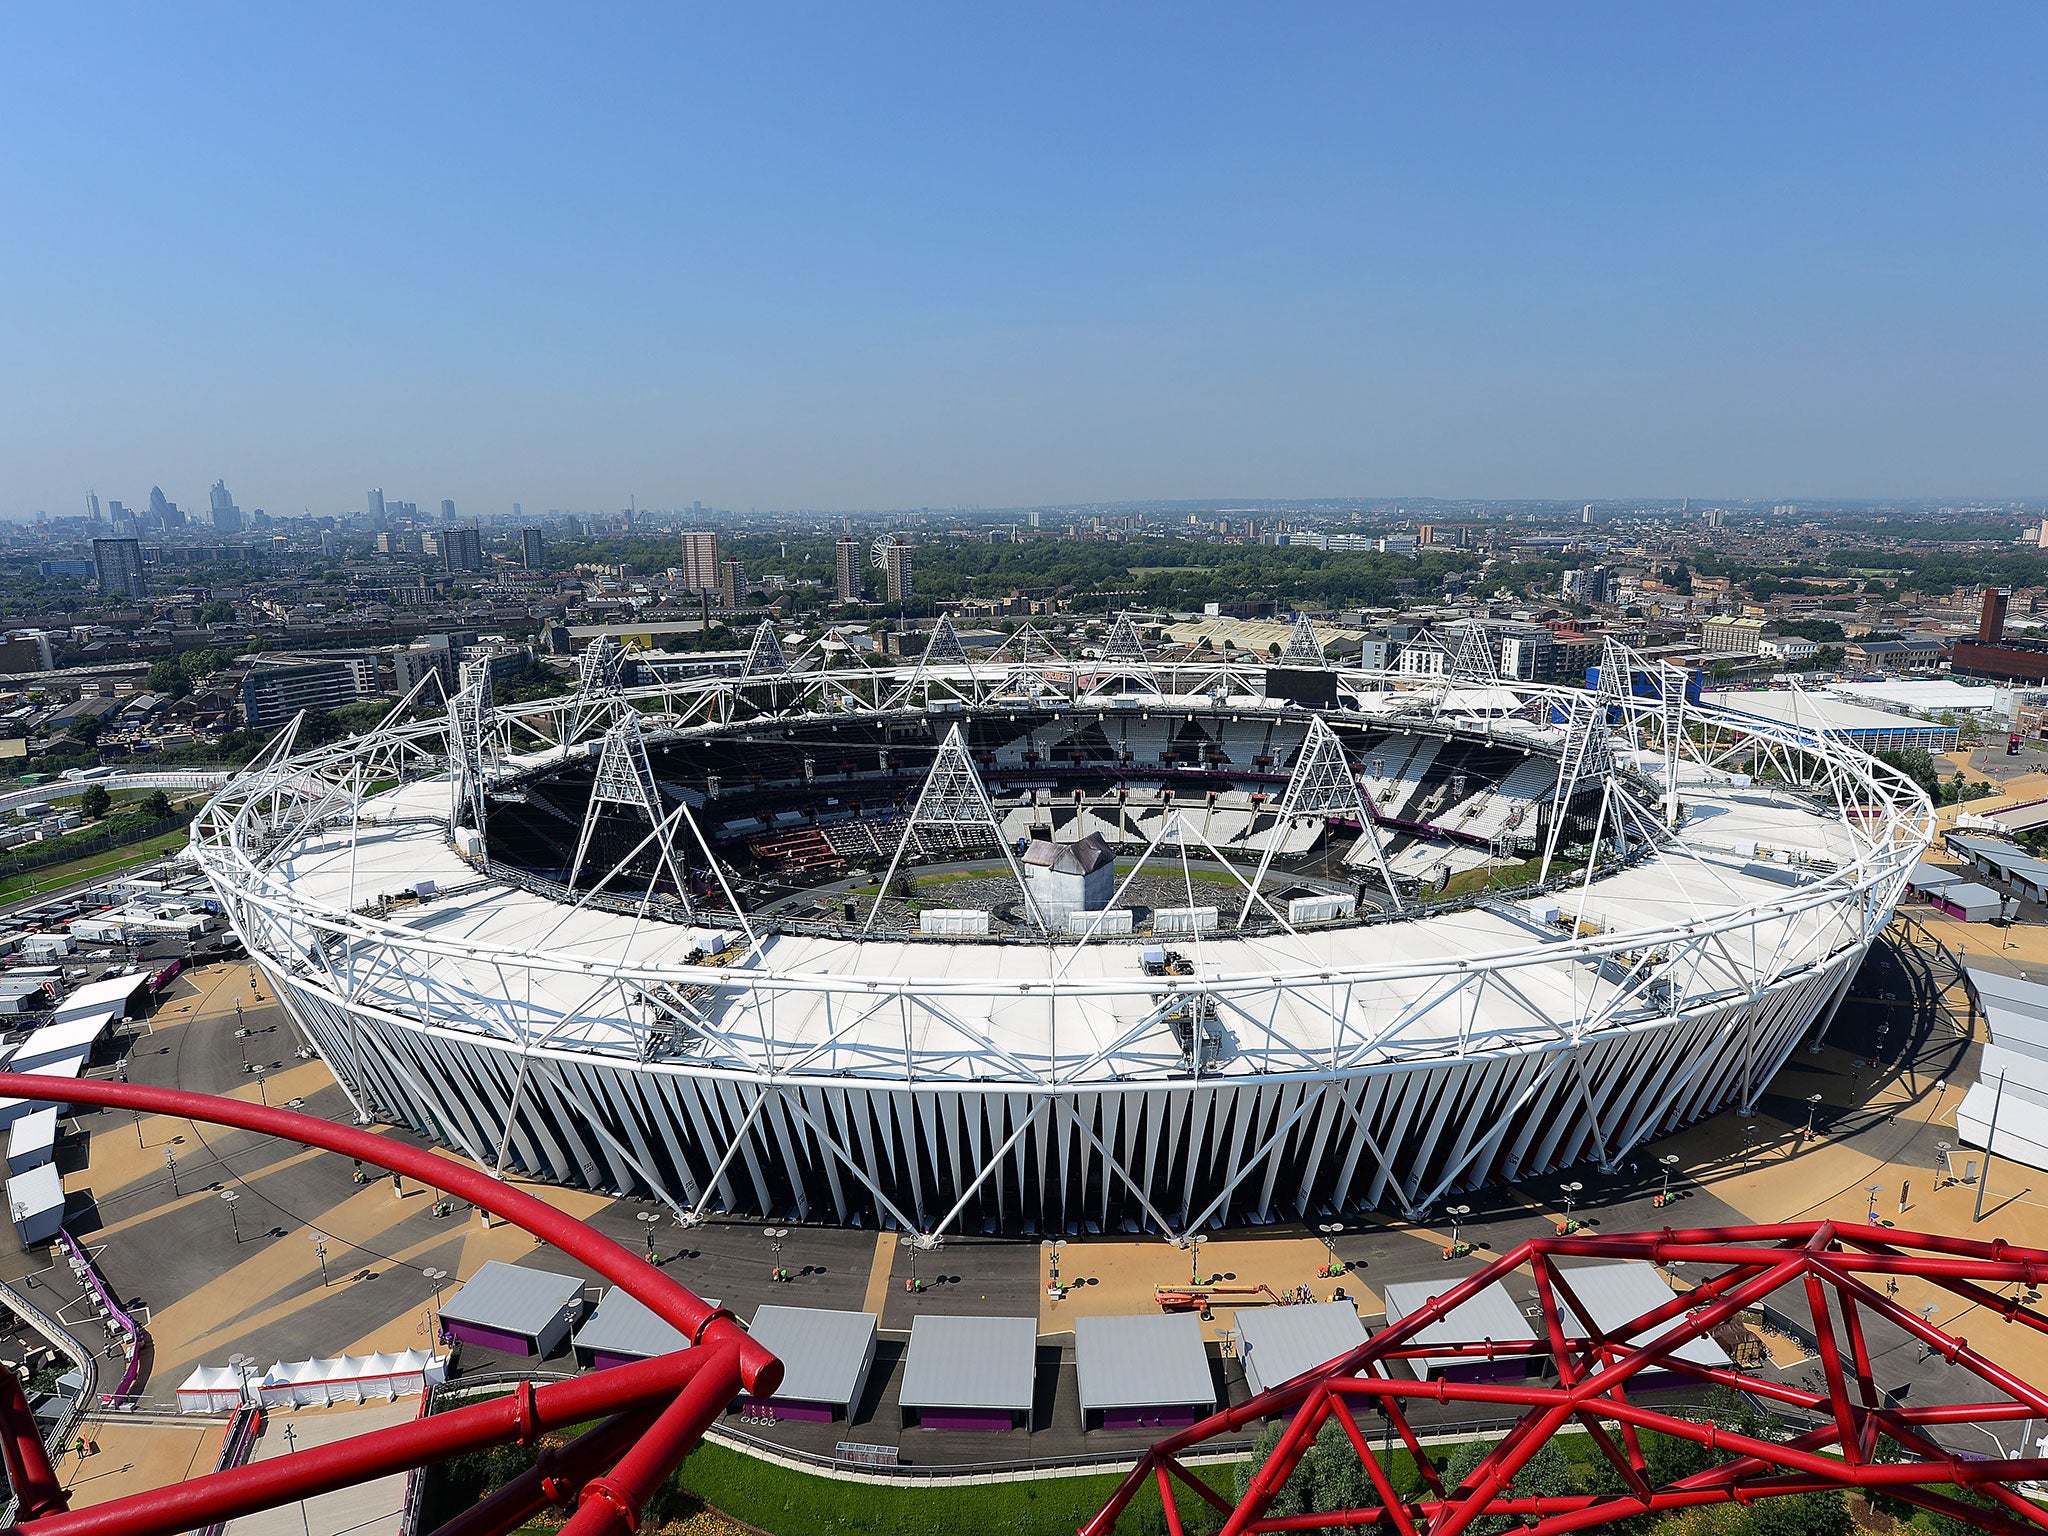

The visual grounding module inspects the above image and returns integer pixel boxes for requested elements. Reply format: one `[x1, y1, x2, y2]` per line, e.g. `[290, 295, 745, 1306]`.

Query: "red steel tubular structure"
[1086, 1222, 2048, 1536]
[0, 1073, 781, 1536]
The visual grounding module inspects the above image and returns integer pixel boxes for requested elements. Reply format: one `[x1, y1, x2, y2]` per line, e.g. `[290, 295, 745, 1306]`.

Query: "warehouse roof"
[572, 1285, 717, 1361]
[1553, 1262, 1730, 1370]
[1380, 1279, 1535, 1378]
[440, 1261, 585, 1336]
[744, 1305, 876, 1405]
[897, 1313, 1036, 1412]
[51, 971, 152, 1024]
[1237, 1302, 1369, 1396]
[1074, 1312, 1215, 1414]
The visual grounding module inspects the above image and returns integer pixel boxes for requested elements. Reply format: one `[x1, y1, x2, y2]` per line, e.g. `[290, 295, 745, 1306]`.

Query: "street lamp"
[1867, 1183, 1884, 1223]
[1742, 1124, 1759, 1161]
[1657, 1154, 1681, 1207]
[220, 1188, 242, 1244]
[165, 1148, 179, 1198]
[766, 1226, 790, 1282]
[1188, 1232, 1208, 1287]
[1803, 1093, 1823, 1141]
[309, 1231, 329, 1287]
[637, 1211, 660, 1261]
[1558, 1182, 1583, 1235]
[251, 1063, 269, 1106]
[423, 1267, 449, 1346]
[228, 1352, 256, 1406]
[1443, 1206, 1471, 1260]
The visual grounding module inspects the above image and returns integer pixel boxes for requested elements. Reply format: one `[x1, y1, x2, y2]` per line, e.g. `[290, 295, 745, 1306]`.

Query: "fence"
[56, 1231, 145, 1405]
[0, 811, 191, 884]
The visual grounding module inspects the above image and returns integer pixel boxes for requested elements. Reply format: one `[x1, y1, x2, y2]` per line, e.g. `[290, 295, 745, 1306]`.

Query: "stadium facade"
[191, 628, 1928, 1241]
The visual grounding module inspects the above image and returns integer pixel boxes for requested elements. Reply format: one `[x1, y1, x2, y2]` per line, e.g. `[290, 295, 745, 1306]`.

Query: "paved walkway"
[225, 1399, 417, 1536]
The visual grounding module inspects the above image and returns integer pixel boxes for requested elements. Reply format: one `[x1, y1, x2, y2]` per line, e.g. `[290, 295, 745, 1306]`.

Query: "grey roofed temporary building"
[1908, 861, 1964, 892]
[744, 1305, 878, 1404]
[439, 1261, 585, 1335]
[9, 1009, 118, 1071]
[1379, 1278, 1534, 1378]
[50, 971, 152, 1025]
[1966, 967, 2048, 1057]
[572, 1285, 721, 1362]
[897, 1313, 1037, 1411]
[1021, 832, 1114, 876]
[1551, 1261, 1730, 1370]
[1236, 1301, 1369, 1397]
[1074, 1312, 1215, 1414]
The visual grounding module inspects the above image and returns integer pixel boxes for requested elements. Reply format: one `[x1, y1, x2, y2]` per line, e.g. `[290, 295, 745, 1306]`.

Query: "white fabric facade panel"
[264, 944, 1863, 1234]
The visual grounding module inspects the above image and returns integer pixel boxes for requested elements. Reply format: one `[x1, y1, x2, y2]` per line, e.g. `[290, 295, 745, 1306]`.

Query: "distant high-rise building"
[368, 488, 387, 527]
[878, 538, 913, 603]
[719, 557, 744, 610]
[512, 502, 522, 520]
[836, 536, 864, 602]
[679, 531, 720, 592]
[1707, 507, 1726, 529]
[85, 491, 101, 523]
[1028, 511, 1042, 530]
[1581, 504, 1594, 524]
[440, 498, 457, 523]
[442, 526, 484, 573]
[520, 527, 545, 569]
[208, 479, 243, 534]
[92, 537, 148, 600]
[147, 485, 183, 528]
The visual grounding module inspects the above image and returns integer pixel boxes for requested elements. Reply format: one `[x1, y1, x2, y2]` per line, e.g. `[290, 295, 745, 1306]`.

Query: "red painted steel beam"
[560, 1344, 746, 1536]
[0, 1371, 65, 1519]
[426, 1409, 657, 1536]
[1091, 1223, 2048, 1536]
[0, 1075, 778, 1536]
[0, 1072, 779, 1397]
[14, 1355, 718, 1536]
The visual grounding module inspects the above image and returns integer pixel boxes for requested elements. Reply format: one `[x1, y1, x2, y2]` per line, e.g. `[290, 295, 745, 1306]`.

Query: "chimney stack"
[1980, 588, 2010, 644]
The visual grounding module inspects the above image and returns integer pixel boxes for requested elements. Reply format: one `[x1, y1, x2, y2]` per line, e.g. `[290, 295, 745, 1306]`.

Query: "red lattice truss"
[1086, 1223, 2048, 1536]
[0, 1073, 780, 1536]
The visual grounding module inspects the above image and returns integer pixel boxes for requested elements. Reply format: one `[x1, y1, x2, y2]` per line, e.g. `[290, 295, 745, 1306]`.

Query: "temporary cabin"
[897, 1313, 1037, 1431]
[437, 1262, 584, 1357]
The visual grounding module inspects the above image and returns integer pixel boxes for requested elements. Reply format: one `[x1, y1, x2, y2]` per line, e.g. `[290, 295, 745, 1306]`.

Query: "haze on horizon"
[2, 5, 2043, 520]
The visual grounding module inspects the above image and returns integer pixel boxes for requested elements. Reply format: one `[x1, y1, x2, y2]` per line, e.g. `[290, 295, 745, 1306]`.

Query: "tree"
[1873, 747, 1942, 803]
[199, 599, 236, 624]
[79, 784, 111, 820]
[1743, 1489, 1852, 1536]
[141, 789, 173, 820]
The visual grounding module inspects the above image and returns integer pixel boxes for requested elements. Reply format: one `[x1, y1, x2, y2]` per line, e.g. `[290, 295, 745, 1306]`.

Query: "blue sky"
[2, 5, 2043, 516]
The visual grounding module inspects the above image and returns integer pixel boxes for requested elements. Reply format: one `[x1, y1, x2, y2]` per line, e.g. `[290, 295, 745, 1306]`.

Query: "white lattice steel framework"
[187, 650, 1930, 1242]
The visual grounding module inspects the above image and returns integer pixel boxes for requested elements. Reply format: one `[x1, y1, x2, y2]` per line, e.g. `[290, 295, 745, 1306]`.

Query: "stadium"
[187, 618, 1929, 1242]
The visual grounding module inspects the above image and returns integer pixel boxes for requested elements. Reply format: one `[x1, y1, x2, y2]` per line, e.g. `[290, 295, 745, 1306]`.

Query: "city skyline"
[3, 6, 2044, 515]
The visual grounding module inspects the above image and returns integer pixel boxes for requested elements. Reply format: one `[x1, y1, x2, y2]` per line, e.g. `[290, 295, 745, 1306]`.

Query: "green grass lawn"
[0, 826, 192, 905]
[673, 1439, 1236, 1536]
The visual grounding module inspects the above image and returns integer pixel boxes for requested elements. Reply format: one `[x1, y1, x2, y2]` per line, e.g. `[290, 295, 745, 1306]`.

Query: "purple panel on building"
[761, 1397, 837, 1423]
[443, 1319, 535, 1355]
